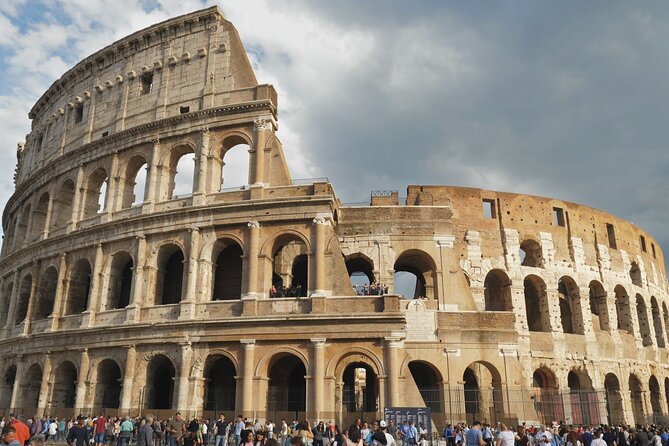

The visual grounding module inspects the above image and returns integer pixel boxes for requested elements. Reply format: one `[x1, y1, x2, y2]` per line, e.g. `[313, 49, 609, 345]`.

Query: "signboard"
[384, 407, 432, 440]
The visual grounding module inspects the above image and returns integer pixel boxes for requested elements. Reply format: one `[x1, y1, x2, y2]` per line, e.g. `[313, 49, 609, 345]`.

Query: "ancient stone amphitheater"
[0, 6, 667, 428]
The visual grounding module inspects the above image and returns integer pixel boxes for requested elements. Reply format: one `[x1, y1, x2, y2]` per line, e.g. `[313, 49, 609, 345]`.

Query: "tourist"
[345, 426, 362, 446]
[9, 415, 30, 446]
[214, 414, 229, 446]
[137, 417, 154, 446]
[235, 416, 246, 446]
[2, 426, 22, 446]
[166, 414, 183, 446]
[495, 423, 516, 446]
[313, 422, 325, 446]
[241, 431, 256, 446]
[46, 420, 57, 444]
[119, 417, 133, 446]
[255, 432, 266, 446]
[293, 422, 313, 445]
[371, 421, 395, 446]
[66, 416, 89, 446]
[465, 422, 484, 446]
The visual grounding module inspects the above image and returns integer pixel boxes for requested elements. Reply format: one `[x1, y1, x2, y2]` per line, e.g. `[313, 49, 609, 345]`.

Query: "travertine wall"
[0, 6, 667, 429]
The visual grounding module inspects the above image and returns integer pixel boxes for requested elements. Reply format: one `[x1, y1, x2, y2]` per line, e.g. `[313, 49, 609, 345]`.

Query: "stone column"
[104, 151, 120, 217]
[120, 345, 137, 411]
[3, 269, 20, 334]
[144, 139, 161, 208]
[311, 338, 326, 420]
[385, 336, 403, 407]
[311, 217, 329, 296]
[127, 235, 147, 323]
[69, 164, 85, 231]
[37, 353, 52, 416]
[42, 192, 54, 239]
[83, 243, 104, 327]
[241, 339, 255, 418]
[243, 222, 260, 299]
[9, 359, 24, 410]
[75, 349, 90, 412]
[180, 228, 200, 320]
[251, 118, 270, 186]
[50, 253, 68, 331]
[22, 261, 40, 336]
[193, 129, 210, 204]
[577, 287, 595, 336]
[175, 342, 192, 412]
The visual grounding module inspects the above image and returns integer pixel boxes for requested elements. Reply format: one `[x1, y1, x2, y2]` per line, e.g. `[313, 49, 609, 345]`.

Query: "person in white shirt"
[372, 421, 396, 446]
[590, 430, 606, 446]
[47, 420, 58, 443]
[495, 424, 516, 446]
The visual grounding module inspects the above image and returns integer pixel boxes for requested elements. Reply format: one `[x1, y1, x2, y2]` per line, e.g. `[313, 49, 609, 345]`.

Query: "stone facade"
[0, 6, 667, 428]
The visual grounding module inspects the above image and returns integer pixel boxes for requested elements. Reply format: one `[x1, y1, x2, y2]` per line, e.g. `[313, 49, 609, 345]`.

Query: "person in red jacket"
[9, 414, 30, 446]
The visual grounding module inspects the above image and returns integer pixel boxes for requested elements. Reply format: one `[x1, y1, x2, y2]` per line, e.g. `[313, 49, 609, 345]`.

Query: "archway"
[345, 254, 375, 295]
[0, 366, 16, 409]
[204, 355, 237, 412]
[650, 297, 665, 347]
[267, 355, 306, 412]
[66, 259, 92, 315]
[31, 193, 49, 240]
[589, 281, 609, 331]
[0, 282, 12, 328]
[649, 376, 662, 423]
[19, 364, 42, 412]
[107, 252, 133, 310]
[636, 294, 652, 346]
[51, 361, 77, 409]
[35, 267, 58, 320]
[94, 359, 122, 409]
[408, 361, 442, 413]
[524, 275, 550, 332]
[121, 155, 148, 208]
[532, 368, 564, 424]
[604, 373, 624, 426]
[484, 269, 512, 311]
[342, 362, 378, 413]
[614, 285, 633, 333]
[82, 167, 108, 218]
[393, 250, 437, 299]
[567, 370, 598, 426]
[146, 355, 175, 409]
[212, 242, 243, 300]
[167, 148, 195, 199]
[462, 362, 504, 424]
[220, 142, 250, 190]
[155, 244, 185, 305]
[15, 204, 30, 246]
[558, 276, 584, 334]
[520, 239, 543, 267]
[629, 374, 645, 425]
[51, 179, 75, 229]
[271, 235, 308, 297]
[15, 274, 32, 325]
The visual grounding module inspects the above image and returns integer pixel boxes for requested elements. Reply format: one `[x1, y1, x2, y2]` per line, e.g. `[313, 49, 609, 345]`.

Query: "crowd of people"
[3, 413, 669, 446]
[352, 282, 389, 296]
[269, 284, 305, 298]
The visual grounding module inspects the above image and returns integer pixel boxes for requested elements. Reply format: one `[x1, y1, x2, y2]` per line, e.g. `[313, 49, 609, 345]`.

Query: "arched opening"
[51, 179, 75, 229]
[345, 254, 375, 295]
[342, 362, 378, 413]
[520, 239, 543, 268]
[651, 297, 665, 348]
[614, 285, 633, 333]
[15, 205, 31, 246]
[589, 281, 609, 331]
[5, 213, 16, 252]
[146, 355, 175, 409]
[66, 259, 92, 315]
[212, 242, 243, 300]
[20, 364, 42, 411]
[484, 269, 512, 311]
[524, 275, 550, 332]
[636, 294, 652, 346]
[665, 378, 669, 423]
[271, 236, 308, 297]
[94, 359, 122, 409]
[169, 150, 195, 199]
[604, 373, 624, 425]
[35, 266, 58, 320]
[107, 252, 133, 310]
[558, 276, 584, 335]
[408, 361, 443, 413]
[663, 303, 669, 349]
[532, 368, 564, 425]
[204, 355, 237, 412]
[52, 361, 77, 408]
[31, 193, 49, 240]
[82, 167, 109, 219]
[462, 362, 504, 424]
[15, 274, 32, 325]
[220, 142, 250, 190]
[267, 355, 307, 412]
[568, 370, 599, 426]
[649, 376, 662, 423]
[0, 366, 17, 409]
[393, 250, 437, 299]
[630, 262, 642, 287]
[629, 374, 645, 425]
[0, 282, 13, 328]
[155, 245, 185, 305]
[121, 156, 148, 208]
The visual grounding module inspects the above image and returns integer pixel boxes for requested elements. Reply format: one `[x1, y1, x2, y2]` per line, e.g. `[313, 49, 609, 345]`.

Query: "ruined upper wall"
[17, 6, 265, 186]
[407, 185, 666, 284]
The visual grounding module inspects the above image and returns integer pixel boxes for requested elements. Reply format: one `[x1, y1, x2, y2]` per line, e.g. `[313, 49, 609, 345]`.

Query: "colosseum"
[0, 5, 667, 429]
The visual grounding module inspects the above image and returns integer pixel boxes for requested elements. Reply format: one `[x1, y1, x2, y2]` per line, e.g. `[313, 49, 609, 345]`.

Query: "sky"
[0, 1, 668, 273]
